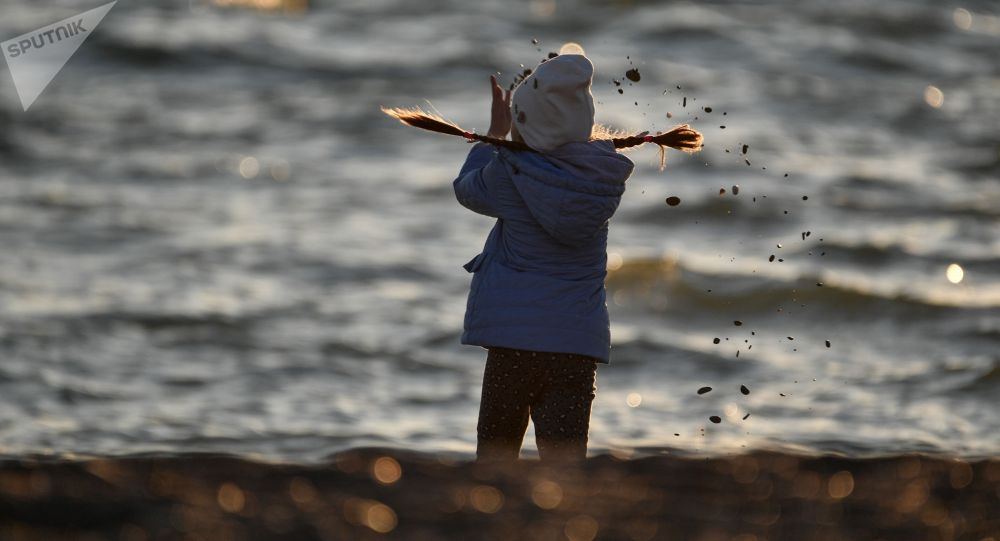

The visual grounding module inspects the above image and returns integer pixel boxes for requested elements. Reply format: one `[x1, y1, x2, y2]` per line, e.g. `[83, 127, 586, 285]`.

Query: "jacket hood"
[497, 139, 634, 247]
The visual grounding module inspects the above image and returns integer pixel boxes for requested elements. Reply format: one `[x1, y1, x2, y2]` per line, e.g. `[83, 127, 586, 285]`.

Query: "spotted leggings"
[476, 346, 599, 462]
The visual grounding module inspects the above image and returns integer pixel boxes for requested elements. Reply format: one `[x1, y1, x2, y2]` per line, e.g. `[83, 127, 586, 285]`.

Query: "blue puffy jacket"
[454, 139, 635, 363]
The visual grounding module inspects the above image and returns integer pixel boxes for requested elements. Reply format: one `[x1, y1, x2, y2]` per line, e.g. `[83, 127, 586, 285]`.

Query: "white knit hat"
[510, 49, 595, 152]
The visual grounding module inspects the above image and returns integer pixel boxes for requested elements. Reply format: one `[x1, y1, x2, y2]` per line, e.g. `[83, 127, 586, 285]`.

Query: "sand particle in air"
[697, 386, 712, 395]
[665, 196, 681, 206]
[625, 68, 640, 82]
[709, 416, 722, 424]
[741, 385, 750, 395]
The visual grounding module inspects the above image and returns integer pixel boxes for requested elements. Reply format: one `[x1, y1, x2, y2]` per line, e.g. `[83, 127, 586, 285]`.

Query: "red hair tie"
[463, 131, 475, 140]
[643, 134, 653, 143]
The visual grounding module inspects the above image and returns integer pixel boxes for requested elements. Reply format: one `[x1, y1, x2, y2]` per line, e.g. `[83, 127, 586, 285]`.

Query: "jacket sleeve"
[453, 142, 502, 218]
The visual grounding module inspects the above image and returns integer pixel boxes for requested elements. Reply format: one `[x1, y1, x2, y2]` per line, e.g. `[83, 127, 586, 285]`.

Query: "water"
[0, 0, 998, 462]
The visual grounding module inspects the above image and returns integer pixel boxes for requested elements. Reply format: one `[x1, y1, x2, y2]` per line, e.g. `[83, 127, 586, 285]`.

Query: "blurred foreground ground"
[1, 448, 998, 540]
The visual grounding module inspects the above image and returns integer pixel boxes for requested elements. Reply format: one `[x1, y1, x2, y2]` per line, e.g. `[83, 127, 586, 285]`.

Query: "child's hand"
[487, 75, 512, 139]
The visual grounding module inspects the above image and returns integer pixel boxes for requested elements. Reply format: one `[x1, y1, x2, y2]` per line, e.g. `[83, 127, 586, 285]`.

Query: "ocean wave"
[822, 181, 1000, 220]
[623, 197, 790, 231]
[608, 337, 758, 376]
[86, 9, 494, 78]
[1, 311, 256, 344]
[800, 240, 1000, 274]
[955, 359, 1000, 393]
[607, 257, 996, 316]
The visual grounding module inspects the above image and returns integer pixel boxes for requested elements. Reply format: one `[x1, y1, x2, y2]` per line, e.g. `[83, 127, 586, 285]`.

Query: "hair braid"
[382, 106, 703, 169]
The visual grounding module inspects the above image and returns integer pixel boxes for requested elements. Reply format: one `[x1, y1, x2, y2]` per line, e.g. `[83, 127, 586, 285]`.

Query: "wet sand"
[1, 449, 998, 540]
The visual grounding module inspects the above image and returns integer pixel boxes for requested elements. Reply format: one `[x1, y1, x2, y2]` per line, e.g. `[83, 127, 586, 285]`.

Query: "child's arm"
[453, 142, 502, 218]
[452, 75, 511, 218]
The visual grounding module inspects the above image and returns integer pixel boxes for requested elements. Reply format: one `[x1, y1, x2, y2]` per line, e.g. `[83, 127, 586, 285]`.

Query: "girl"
[383, 46, 702, 462]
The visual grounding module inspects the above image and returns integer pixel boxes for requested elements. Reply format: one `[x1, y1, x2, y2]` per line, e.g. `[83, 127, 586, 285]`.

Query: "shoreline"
[2, 448, 998, 540]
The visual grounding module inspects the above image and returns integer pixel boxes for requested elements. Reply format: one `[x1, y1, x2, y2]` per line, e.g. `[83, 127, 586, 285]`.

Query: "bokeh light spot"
[559, 42, 585, 55]
[953, 8, 973, 30]
[607, 252, 623, 271]
[626, 392, 642, 408]
[565, 514, 599, 541]
[288, 476, 319, 507]
[531, 480, 563, 509]
[924, 86, 944, 108]
[270, 159, 291, 182]
[828, 471, 855, 499]
[365, 502, 397, 533]
[946, 263, 964, 284]
[239, 156, 260, 179]
[949, 461, 974, 489]
[372, 456, 402, 485]
[217, 482, 246, 513]
[469, 485, 504, 513]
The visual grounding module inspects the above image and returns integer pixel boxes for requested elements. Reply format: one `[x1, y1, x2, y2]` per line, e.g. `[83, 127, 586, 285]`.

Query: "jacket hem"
[461, 327, 611, 364]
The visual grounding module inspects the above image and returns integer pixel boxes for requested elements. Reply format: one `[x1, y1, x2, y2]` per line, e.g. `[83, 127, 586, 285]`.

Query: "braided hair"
[381, 106, 703, 170]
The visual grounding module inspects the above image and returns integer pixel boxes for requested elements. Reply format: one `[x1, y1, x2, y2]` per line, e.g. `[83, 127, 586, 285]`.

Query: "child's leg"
[529, 353, 598, 462]
[476, 347, 541, 461]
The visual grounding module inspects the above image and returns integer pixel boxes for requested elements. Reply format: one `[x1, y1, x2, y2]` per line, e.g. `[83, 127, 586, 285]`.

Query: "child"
[382, 47, 702, 462]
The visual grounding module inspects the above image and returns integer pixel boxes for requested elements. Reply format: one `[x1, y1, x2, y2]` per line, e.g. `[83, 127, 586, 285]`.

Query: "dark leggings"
[476, 346, 599, 462]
